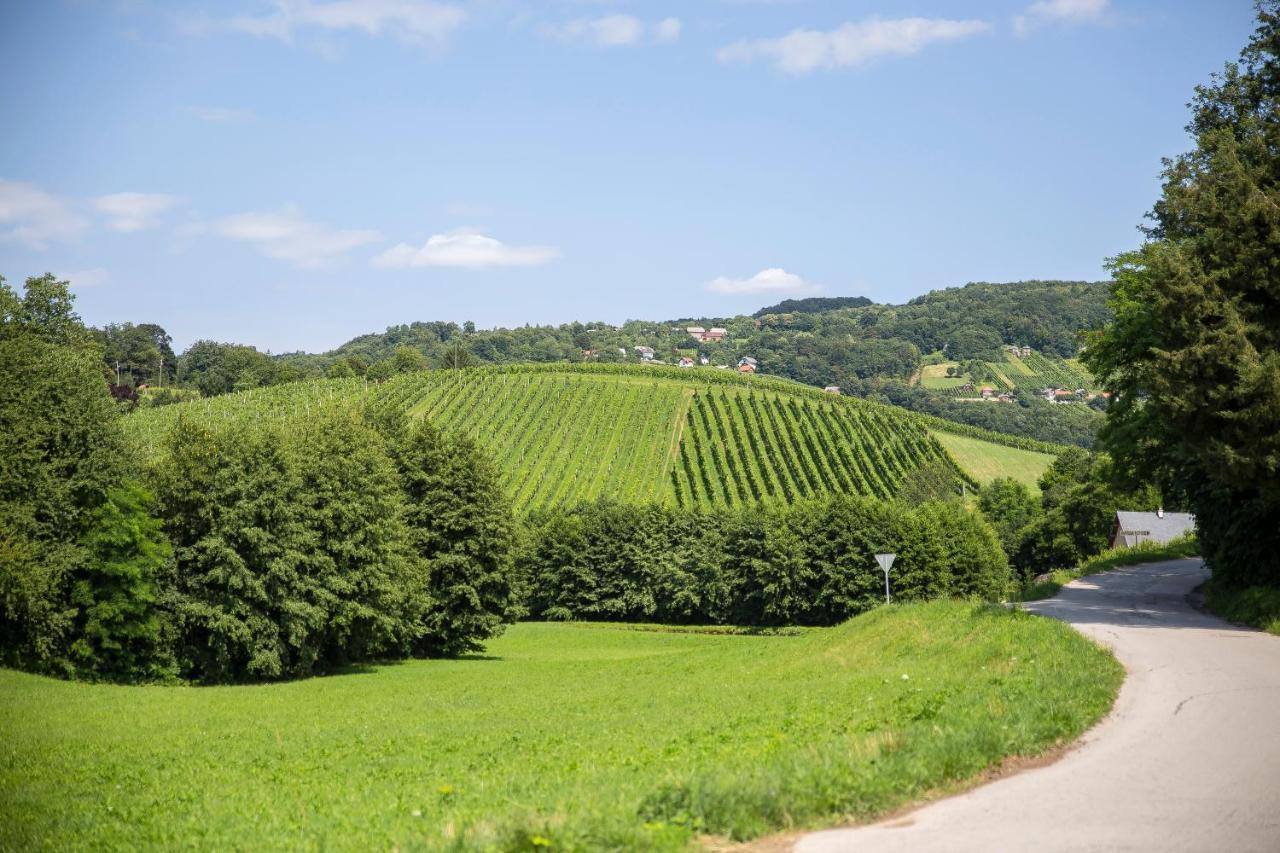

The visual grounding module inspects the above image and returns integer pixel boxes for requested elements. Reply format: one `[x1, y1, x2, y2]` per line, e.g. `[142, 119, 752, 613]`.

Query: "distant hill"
[752, 296, 872, 317]
[125, 364, 1062, 511]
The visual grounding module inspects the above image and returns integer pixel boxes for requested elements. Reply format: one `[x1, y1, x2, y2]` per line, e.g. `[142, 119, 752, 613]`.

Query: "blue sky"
[0, 0, 1259, 353]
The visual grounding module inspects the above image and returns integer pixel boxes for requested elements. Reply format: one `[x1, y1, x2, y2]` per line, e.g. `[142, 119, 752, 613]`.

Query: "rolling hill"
[126, 364, 1063, 510]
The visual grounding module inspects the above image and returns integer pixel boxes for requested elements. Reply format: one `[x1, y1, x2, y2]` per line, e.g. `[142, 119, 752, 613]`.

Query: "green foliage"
[1013, 451, 1160, 580]
[1204, 579, 1280, 635]
[1084, 4, 1280, 588]
[178, 339, 294, 397]
[150, 411, 425, 682]
[72, 483, 171, 680]
[93, 322, 176, 388]
[0, 274, 144, 677]
[521, 496, 1012, 627]
[977, 477, 1042, 555]
[894, 460, 963, 505]
[0, 604, 1120, 851]
[391, 420, 522, 657]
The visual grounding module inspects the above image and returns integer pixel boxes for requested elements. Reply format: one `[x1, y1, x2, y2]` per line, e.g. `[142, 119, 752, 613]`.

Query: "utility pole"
[115, 360, 121, 386]
[158, 356, 164, 388]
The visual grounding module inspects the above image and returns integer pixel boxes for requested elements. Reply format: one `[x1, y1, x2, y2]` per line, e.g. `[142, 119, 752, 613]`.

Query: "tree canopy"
[1085, 2, 1280, 587]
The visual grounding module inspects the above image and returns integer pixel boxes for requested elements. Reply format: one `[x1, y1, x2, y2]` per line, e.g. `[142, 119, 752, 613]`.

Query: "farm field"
[931, 430, 1057, 490]
[0, 602, 1121, 851]
[126, 365, 998, 510]
[919, 362, 967, 389]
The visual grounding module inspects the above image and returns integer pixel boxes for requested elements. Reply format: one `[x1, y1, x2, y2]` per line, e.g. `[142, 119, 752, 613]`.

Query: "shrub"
[152, 412, 425, 682]
[520, 496, 1011, 627]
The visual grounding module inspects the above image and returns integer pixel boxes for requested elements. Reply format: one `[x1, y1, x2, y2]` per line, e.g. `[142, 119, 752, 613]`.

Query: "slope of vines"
[125, 364, 1004, 510]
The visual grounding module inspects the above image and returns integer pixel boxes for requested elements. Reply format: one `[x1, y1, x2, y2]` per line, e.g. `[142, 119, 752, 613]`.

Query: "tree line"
[1, 275, 519, 683]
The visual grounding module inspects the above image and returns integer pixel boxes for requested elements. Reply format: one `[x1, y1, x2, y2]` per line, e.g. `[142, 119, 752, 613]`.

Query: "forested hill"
[286, 279, 1110, 371]
[105, 279, 1111, 448]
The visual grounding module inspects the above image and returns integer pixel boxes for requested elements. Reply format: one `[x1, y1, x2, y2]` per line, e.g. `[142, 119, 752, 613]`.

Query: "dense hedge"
[521, 497, 1011, 626]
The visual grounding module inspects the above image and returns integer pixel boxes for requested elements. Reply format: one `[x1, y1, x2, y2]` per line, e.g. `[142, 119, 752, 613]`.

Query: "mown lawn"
[0, 602, 1120, 851]
[931, 430, 1057, 491]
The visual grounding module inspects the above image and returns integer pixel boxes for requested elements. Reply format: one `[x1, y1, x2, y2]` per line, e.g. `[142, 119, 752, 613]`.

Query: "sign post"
[875, 553, 896, 604]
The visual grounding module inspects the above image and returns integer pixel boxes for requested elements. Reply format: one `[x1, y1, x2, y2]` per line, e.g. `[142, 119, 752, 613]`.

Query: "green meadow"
[1, 602, 1120, 851]
[931, 430, 1057, 491]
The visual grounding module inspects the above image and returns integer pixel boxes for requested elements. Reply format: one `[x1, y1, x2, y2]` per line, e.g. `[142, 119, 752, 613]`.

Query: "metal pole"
[884, 569, 890, 604]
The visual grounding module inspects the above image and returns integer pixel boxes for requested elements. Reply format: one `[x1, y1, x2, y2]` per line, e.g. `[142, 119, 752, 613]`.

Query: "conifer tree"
[1086, 2, 1280, 586]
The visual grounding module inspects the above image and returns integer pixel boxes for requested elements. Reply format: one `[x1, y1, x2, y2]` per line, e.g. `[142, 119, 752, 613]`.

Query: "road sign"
[875, 553, 896, 603]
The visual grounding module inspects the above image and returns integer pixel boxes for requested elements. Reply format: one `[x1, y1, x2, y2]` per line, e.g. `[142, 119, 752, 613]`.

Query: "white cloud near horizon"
[220, 0, 465, 45]
[373, 231, 560, 269]
[212, 205, 382, 268]
[545, 15, 681, 47]
[707, 268, 817, 295]
[1013, 0, 1109, 36]
[717, 16, 990, 75]
[94, 192, 182, 232]
[0, 179, 89, 249]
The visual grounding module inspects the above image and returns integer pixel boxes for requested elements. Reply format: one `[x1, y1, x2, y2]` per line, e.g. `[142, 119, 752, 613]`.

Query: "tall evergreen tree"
[1085, 2, 1280, 587]
[392, 420, 520, 657]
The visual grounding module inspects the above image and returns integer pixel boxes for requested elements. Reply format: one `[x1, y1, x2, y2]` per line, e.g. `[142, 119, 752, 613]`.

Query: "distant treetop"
[752, 296, 872, 317]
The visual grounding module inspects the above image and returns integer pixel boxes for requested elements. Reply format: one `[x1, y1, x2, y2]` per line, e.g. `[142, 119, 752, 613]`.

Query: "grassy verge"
[1203, 581, 1280, 635]
[1, 601, 1121, 851]
[1020, 535, 1200, 602]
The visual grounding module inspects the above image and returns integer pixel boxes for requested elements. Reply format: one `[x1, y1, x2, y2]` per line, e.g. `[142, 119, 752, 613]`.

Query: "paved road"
[796, 559, 1280, 853]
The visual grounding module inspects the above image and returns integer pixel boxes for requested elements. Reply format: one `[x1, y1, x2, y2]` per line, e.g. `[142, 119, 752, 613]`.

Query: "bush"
[151, 412, 426, 682]
[520, 496, 1011, 626]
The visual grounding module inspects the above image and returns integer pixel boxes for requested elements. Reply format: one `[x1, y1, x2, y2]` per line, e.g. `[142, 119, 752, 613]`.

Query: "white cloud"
[717, 16, 990, 75]
[546, 15, 681, 47]
[187, 105, 256, 123]
[60, 267, 110, 289]
[373, 231, 560, 269]
[655, 17, 682, 43]
[707, 267, 817, 295]
[94, 192, 182, 232]
[224, 0, 465, 45]
[0, 179, 88, 249]
[1013, 0, 1109, 36]
[212, 205, 382, 268]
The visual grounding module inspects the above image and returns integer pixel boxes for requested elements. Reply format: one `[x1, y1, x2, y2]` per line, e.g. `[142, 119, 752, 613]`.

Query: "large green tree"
[1085, 3, 1280, 587]
[0, 274, 168, 679]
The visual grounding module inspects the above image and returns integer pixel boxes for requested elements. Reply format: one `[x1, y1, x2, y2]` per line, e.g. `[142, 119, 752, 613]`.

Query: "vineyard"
[123, 364, 1009, 510]
[1001, 351, 1095, 391]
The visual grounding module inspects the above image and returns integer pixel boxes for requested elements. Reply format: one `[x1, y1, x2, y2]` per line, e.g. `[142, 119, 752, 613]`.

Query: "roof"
[1114, 511, 1196, 546]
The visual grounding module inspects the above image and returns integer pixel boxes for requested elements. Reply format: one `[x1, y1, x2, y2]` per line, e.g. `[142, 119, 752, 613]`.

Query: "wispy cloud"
[706, 267, 817, 295]
[373, 231, 560, 269]
[187, 105, 256, 123]
[0, 179, 88, 249]
[214, 0, 465, 45]
[545, 14, 681, 48]
[212, 204, 382, 268]
[1013, 0, 1110, 36]
[60, 267, 110, 289]
[717, 16, 990, 75]
[94, 192, 182, 232]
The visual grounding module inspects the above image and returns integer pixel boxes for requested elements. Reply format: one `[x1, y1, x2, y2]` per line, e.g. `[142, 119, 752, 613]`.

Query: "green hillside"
[126, 364, 1041, 510]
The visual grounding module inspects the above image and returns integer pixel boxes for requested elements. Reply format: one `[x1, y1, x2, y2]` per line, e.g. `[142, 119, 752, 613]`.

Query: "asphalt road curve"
[796, 558, 1280, 853]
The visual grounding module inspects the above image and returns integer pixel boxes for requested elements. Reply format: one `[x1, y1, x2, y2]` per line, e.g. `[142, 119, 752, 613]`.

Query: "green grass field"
[1, 602, 1120, 851]
[932, 430, 1057, 490]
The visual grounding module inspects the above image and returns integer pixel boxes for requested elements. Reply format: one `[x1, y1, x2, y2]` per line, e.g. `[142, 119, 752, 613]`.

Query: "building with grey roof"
[1110, 509, 1196, 549]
